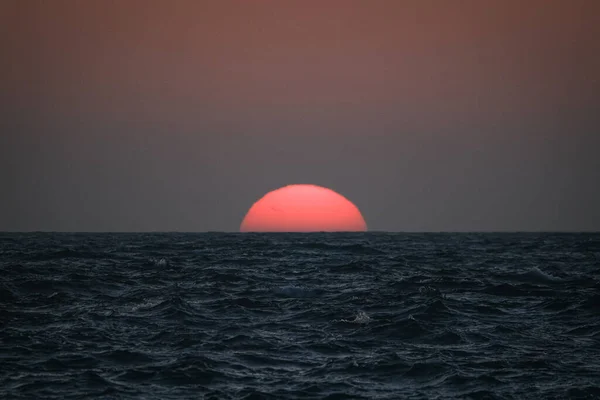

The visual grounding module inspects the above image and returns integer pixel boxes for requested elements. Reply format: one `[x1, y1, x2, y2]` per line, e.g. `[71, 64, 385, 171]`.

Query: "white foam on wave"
[419, 286, 443, 296]
[149, 258, 169, 267]
[130, 298, 163, 312]
[523, 267, 562, 282]
[337, 311, 372, 324]
[273, 285, 317, 298]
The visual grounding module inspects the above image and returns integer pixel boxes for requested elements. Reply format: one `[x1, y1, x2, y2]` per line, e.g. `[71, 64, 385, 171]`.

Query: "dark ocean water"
[1, 232, 600, 399]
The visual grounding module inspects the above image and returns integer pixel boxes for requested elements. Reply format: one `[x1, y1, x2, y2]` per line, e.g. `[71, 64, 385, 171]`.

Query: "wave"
[27, 249, 106, 261]
[515, 267, 563, 283]
[483, 283, 529, 297]
[335, 311, 372, 324]
[297, 242, 385, 255]
[272, 285, 321, 298]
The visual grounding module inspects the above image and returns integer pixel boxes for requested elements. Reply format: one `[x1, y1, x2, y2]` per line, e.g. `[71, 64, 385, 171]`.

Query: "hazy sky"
[2, 0, 599, 231]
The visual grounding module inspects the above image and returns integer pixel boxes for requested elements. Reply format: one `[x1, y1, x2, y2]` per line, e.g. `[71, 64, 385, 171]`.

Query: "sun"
[240, 184, 367, 232]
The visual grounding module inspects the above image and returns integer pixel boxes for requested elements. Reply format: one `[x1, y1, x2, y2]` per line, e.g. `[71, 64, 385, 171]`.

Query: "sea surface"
[1, 232, 600, 399]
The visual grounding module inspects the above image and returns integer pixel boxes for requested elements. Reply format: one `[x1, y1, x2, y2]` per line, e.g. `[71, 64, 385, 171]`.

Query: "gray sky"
[2, 0, 599, 232]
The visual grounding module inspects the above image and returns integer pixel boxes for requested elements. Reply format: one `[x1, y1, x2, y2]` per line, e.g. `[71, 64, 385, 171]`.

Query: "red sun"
[240, 184, 367, 232]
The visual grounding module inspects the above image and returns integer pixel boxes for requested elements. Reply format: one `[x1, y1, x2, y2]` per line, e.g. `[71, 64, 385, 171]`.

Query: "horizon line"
[1, 230, 598, 234]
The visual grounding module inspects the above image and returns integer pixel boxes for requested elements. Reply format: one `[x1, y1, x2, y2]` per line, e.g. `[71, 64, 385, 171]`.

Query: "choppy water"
[1, 232, 600, 399]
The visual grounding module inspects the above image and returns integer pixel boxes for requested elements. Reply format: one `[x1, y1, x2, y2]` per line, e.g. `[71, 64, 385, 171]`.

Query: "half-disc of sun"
[240, 184, 367, 232]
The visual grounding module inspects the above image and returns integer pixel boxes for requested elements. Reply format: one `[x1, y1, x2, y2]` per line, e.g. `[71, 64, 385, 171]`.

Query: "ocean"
[1, 232, 599, 399]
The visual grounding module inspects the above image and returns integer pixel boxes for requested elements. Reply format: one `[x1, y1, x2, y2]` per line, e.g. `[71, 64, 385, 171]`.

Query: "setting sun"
[240, 184, 367, 232]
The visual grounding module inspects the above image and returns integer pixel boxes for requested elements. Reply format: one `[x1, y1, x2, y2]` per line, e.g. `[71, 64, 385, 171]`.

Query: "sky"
[1, 0, 599, 232]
